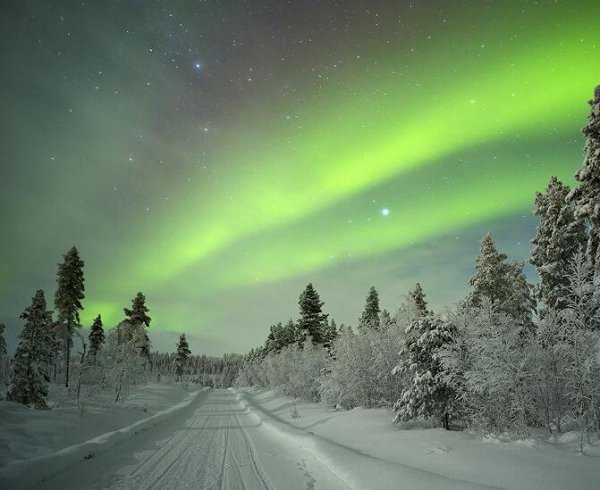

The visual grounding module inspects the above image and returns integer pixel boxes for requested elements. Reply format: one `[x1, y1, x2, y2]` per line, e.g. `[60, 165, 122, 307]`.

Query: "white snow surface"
[1, 385, 598, 489]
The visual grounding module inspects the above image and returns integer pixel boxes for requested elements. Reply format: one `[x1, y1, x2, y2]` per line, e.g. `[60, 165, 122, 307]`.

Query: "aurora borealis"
[1, 1, 599, 354]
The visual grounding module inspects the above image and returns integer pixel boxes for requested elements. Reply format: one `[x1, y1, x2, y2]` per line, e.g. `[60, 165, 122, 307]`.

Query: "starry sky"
[1, 0, 599, 354]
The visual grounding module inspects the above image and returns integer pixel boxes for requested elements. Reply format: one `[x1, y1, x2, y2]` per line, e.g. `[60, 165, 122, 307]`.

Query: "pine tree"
[393, 316, 458, 429]
[469, 234, 510, 307]
[175, 333, 191, 381]
[323, 318, 338, 349]
[7, 290, 54, 409]
[359, 286, 381, 331]
[54, 246, 85, 388]
[505, 261, 536, 334]
[297, 283, 328, 345]
[88, 314, 105, 359]
[123, 292, 152, 361]
[531, 176, 586, 310]
[282, 318, 298, 346]
[470, 234, 535, 330]
[569, 86, 600, 235]
[409, 283, 430, 317]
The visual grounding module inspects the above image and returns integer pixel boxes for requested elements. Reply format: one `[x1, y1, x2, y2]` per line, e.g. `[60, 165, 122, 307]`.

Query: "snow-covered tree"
[569, 85, 600, 235]
[469, 234, 510, 307]
[409, 283, 430, 317]
[505, 261, 536, 335]
[7, 290, 54, 409]
[469, 234, 535, 330]
[175, 333, 191, 381]
[297, 283, 328, 346]
[319, 327, 379, 408]
[54, 246, 85, 388]
[393, 315, 458, 429]
[531, 176, 586, 310]
[322, 318, 338, 350]
[358, 286, 380, 331]
[88, 314, 105, 360]
[123, 292, 152, 362]
[99, 324, 148, 402]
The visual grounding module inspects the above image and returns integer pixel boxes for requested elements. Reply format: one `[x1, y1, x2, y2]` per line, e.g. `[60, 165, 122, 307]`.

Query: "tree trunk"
[65, 338, 70, 388]
[443, 412, 450, 430]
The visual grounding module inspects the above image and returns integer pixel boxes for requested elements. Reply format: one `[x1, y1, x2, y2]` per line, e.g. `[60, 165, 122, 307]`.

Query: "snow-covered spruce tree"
[358, 286, 381, 331]
[123, 292, 152, 362]
[469, 234, 510, 307]
[54, 246, 85, 388]
[175, 333, 191, 381]
[393, 314, 458, 430]
[569, 86, 600, 241]
[409, 283, 430, 317]
[469, 234, 535, 333]
[88, 314, 105, 360]
[297, 283, 328, 346]
[7, 290, 54, 409]
[322, 318, 338, 350]
[531, 176, 586, 311]
[505, 261, 536, 335]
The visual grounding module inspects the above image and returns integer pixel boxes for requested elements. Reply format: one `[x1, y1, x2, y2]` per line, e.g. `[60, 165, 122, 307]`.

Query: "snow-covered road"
[33, 389, 350, 490]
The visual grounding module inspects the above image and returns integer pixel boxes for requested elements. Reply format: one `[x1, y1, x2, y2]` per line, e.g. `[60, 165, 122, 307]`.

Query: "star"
[381, 208, 390, 217]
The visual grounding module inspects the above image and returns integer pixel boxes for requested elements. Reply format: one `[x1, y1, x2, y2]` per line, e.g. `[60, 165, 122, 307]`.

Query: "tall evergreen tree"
[569, 85, 600, 236]
[175, 333, 191, 381]
[531, 176, 586, 310]
[7, 290, 54, 409]
[505, 261, 536, 334]
[298, 283, 328, 345]
[54, 246, 85, 388]
[123, 292, 152, 361]
[393, 316, 458, 429]
[469, 234, 510, 307]
[409, 283, 430, 317]
[359, 286, 381, 331]
[88, 314, 105, 359]
[470, 234, 534, 329]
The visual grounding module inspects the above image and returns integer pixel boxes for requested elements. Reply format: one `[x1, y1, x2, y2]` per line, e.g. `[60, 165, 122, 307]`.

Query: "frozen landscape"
[2, 1, 600, 489]
[1, 384, 598, 490]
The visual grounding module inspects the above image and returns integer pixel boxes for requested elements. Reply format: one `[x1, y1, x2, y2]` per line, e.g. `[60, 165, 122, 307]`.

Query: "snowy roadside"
[0, 383, 208, 489]
[235, 388, 600, 490]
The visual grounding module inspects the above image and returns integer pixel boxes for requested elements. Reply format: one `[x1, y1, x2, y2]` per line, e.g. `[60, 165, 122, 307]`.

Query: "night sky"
[1, 0, 599, 354]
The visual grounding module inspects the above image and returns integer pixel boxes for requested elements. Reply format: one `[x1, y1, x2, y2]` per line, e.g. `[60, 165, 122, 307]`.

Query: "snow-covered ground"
[1, 385, 598, 489]
[237, 388, 600, 490]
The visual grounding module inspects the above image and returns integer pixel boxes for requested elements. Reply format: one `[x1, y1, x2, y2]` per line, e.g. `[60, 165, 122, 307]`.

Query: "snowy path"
[32, 389, 350, 490]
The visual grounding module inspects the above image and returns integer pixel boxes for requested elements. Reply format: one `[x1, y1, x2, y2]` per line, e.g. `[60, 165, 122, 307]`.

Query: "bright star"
[381, 208, 390, 216]
[193, 61, 204, 71]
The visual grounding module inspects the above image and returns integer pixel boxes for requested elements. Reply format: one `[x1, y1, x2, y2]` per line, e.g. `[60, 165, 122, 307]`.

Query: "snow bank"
[0, 385, 208, 489]
[236, 388, 600, 490]
[235, 389, 493, 490]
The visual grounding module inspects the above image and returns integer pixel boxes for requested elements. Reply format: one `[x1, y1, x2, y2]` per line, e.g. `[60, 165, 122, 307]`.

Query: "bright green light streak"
[112, 15, 598, 293]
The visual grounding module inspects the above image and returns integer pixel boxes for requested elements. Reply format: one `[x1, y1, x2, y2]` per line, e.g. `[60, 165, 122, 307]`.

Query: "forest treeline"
[235, 86, 600, 451]
[0, 255, 242, 408]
